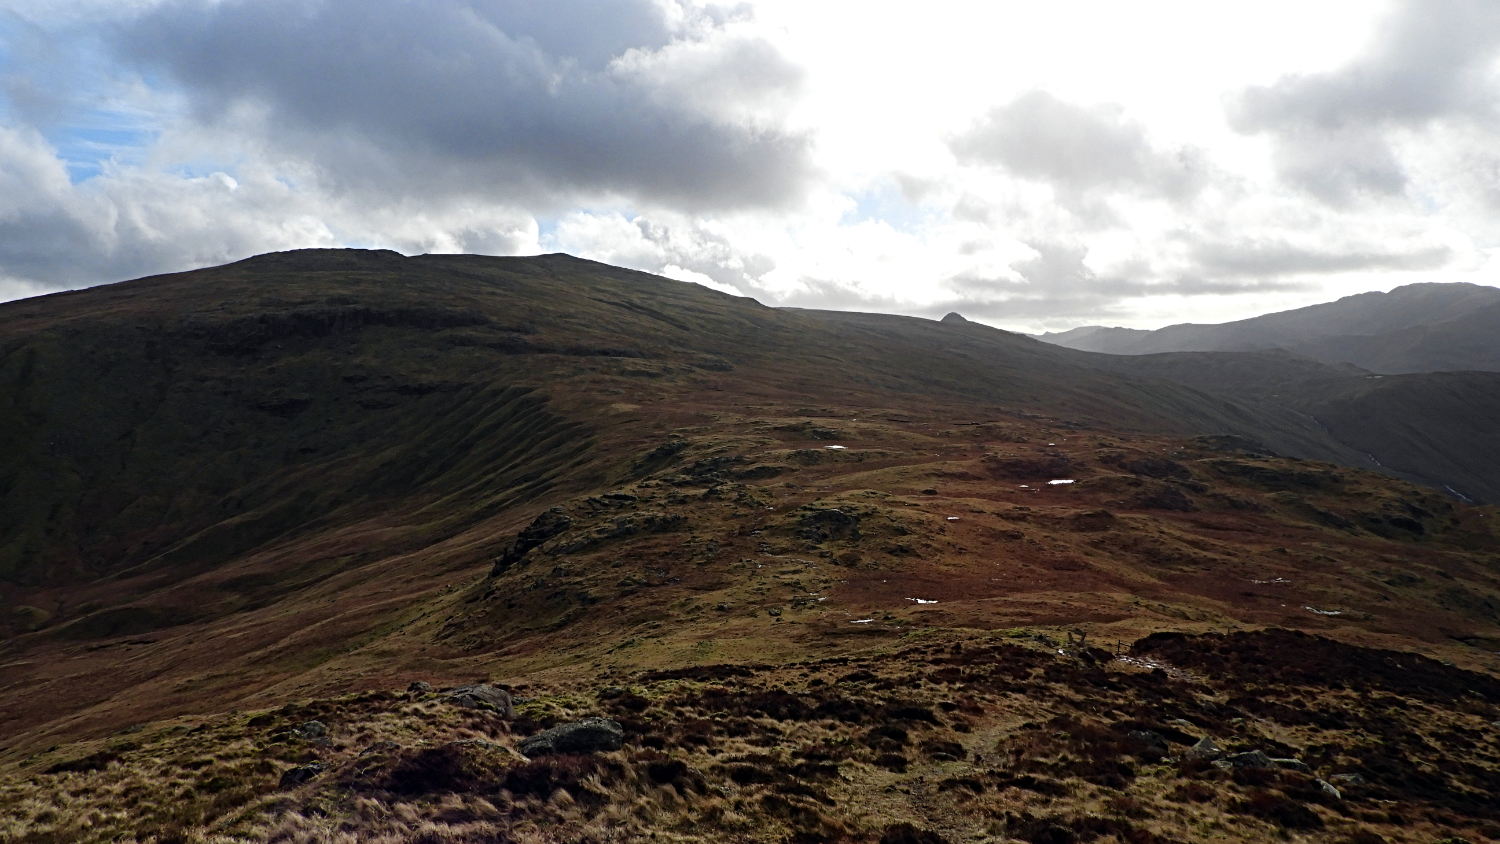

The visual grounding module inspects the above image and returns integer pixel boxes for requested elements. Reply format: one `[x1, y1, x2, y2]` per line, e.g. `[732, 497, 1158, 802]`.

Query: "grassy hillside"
[2, 250, 1499, 844]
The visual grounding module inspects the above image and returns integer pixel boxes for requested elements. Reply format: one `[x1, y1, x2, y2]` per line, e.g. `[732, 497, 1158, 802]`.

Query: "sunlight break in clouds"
[0, 0, 1497, 331]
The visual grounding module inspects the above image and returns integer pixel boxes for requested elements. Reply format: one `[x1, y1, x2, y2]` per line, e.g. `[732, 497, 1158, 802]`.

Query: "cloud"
[1228, 0, 1500, 204]
[547, 209, 775, 294]
[109, 0, 813, 210]
[0, 123, 335, 286]
[928, 241, 1136, 321]
[0, 121, 551, 288]
[921, 237, 1332, 324]
[948, 90, 1206, 209]
[1189, 237, 1453, 278]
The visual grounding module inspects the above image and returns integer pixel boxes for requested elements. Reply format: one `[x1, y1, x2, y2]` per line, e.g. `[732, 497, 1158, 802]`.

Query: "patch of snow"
[1019, 484, 1029, 488]
[1305, 606, 1343, 616]
[906, 598, 937, 604]
[946, 516, 959, 521]
[1047, 479, 1075, 485]
[825, 445, 848, 450]
[851, 618, 874, 624]
[1251, 577, 1290, 585]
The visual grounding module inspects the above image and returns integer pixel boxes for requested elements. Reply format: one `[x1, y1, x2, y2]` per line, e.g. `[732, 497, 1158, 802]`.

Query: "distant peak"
[940, 312, 969, 324]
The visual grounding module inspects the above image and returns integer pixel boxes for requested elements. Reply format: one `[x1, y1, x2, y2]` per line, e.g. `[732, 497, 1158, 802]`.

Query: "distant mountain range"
[1035, 282, 1500, 373]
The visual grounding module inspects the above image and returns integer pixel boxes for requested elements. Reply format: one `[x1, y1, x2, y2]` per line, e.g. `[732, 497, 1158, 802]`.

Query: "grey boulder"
[1186, 736, 1222, 760]
[279, 761, 323, 788]
[448, 684, 514, 717]
[1127, 729, 1166, 750]
[518, 718, 624, 757]
[1218, 750, 1274, 769]
[1271, 757, 1310, 772]
[1330, 772, 1367, 786]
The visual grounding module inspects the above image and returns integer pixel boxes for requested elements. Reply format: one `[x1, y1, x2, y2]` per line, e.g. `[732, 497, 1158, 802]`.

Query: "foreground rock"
[1216, 750, 1274, 770]
[278, 762, 323, 788]
[518, 718, 624, 757]
[448, 684, 514, 716]
[1185, 736, 1222, 760]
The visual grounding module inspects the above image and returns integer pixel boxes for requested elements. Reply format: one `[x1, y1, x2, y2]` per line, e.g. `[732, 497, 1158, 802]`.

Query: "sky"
[2, 0, 1500, 331]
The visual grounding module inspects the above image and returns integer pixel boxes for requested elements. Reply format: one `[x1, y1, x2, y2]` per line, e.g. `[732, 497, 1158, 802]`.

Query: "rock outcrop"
[518, 718, 624, 757]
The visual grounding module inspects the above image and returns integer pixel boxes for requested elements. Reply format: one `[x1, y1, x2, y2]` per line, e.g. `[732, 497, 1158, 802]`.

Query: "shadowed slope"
[1038, 281, 1500, 373]
[1067, 347, 1500, 503]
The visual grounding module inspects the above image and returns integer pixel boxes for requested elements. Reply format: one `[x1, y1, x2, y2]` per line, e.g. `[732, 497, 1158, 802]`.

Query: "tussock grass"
[6, 630, 1499, 844]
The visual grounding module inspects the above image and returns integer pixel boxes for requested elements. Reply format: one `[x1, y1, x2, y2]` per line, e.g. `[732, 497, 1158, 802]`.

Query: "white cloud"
[949, 91, 1208, 206]
[0, 0, 1498, 333]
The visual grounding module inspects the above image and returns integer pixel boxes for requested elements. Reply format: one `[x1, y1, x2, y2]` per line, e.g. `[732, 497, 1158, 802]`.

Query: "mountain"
[3, 250, 1499, 844]
[1064, 348, 1500, 504]
[1037, 281, 1500, 373]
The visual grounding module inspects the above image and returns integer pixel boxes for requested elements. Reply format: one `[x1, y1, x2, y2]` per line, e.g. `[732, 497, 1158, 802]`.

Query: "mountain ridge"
[1036, 281, 1500, 373]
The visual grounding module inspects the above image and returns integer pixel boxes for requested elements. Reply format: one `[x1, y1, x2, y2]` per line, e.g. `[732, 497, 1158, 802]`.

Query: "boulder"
[1330, 772, 1367, 786]
[279, 761, 323, 788]
[448, 684, 514, 717]
[1316, 778, 1341, 800]
[1127, 729, 1167, 750]
[1219, 750, 1274, 769]
[1186, 736, 1222, 760]
[1271, 757, 1310, 772]
[299, 720, 328, 739]
[407, 681, 432, 694]
[518, 717, 624, 757]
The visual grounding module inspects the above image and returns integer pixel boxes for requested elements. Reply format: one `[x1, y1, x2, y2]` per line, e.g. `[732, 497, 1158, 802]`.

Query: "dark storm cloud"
[110, 0, 812, 209]
[948, 91, 1206, 204]
[1228, 0, 1500, 204]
